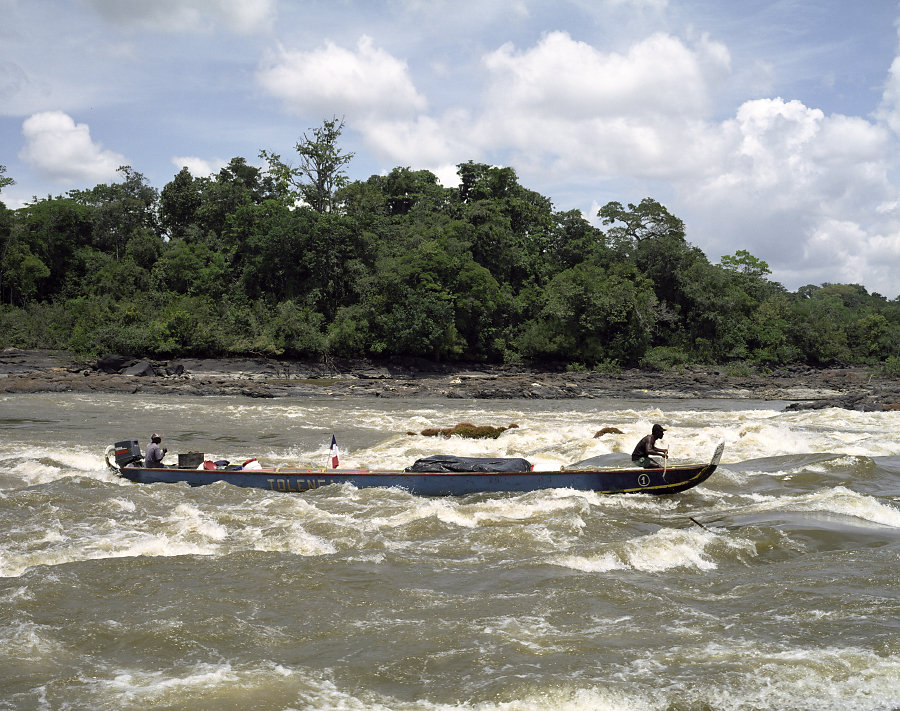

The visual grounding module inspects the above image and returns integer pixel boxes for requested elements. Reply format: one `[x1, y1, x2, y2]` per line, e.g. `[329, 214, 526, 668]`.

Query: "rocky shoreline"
[1, 348, 898, 411]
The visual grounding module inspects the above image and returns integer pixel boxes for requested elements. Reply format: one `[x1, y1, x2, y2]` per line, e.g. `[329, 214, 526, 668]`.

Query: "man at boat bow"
[631, 424, 668, 469]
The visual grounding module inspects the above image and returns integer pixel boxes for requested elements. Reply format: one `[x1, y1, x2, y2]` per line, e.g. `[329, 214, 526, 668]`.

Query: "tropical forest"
[1, 119, 899, 374]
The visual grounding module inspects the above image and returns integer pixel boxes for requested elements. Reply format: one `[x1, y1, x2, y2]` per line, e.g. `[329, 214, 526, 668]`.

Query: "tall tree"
[0, 165, 14, 301]
[11, 198, 94, 299]
[0, 164, 13, 194]
[451, 162, 553, 289]
[68, 166, 159, 260]
[260, 117, 355, 213]
[599, 197, 685, 253]
[195, 157, 276, 243]
[160, 167, 203, 240]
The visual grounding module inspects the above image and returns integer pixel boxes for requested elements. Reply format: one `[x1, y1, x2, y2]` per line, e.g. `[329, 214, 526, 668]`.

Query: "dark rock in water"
[123, 360, 155, 377]
[97, 354, 134, 373]
[786, 387, 900, 412]
[357, 367, 391, 379]
[420, 422, 518, 439]
[239, 384, 276, 398]
[594, 427, 624, 438]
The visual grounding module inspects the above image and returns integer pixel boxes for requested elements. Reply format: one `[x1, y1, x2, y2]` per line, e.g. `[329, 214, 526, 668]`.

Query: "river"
[1, 392, 899, 710]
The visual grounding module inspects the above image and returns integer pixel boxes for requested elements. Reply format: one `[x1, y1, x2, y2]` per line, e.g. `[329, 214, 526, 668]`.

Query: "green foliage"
[327, 304, 371, 356]
[722, 361, 757, 377]
[1, 145, 897, 371]
[789, 289, 854, 365]
[66, 247, 146, 300]
[0, 300, 73, 349]
[874, 355, 900, 378]
[721, 249, 770, 278]
[599, 197, 685, 253]
[159, 167, 202, 239]
[6, 197, 94, 302]
[68, 166, 159, 260]
[265, 299, 327, 357]
[640, 346, 691, 372]
[1, 242, 49, 303]
[545, 209, 608, 276]
[151, 240, 228, 298]
[517, 263, 657, 367]
[592, 360, 622, 374]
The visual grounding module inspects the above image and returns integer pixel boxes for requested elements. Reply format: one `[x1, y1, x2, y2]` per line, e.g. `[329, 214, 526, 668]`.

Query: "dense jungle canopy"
[1, 121, 898, 374]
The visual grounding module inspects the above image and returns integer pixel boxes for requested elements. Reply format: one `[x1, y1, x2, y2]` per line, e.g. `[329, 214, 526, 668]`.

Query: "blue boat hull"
[112, 443, 724, 496]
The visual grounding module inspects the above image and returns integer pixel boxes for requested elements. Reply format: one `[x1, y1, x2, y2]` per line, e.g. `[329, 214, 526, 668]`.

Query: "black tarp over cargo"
[405, 455, 533, 472]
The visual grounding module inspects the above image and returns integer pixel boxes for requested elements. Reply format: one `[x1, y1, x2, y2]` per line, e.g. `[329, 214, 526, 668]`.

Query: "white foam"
[165, 503, 228, 542]
[109, 497, 136, 512]
[732, 486, 900, 529]
[0, 446, 126, 490]
[553, 526, 758, 573]
[686, 642, 900, 711]
[98, 662, 245, 703]
[0, 620, 66, 661]
[0, 528, 215, 578]
[801, 486, 900, 528]
[283, 676, 660, 711]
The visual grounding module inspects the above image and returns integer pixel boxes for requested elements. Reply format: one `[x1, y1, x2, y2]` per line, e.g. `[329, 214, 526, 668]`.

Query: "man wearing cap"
[631, 424, 668, 468]
[145, 433, 168, 468]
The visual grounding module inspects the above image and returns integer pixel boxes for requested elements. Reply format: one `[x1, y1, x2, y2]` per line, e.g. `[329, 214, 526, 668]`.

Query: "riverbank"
[1, 347, 898, 411]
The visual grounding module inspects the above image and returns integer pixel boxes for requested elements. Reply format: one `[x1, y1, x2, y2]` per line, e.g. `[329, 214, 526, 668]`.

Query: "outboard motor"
[113, 439, 143, 468]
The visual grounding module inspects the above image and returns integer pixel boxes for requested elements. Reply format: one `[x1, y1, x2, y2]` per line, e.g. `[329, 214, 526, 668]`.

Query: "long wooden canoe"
[105, 441, 724, 496]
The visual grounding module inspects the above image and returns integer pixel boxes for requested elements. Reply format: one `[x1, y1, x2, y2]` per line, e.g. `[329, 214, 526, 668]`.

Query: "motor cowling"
[113, 439, 143, 468]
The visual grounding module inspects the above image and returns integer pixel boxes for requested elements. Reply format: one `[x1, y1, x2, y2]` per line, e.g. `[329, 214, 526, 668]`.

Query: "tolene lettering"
[267, 477, 329, 492]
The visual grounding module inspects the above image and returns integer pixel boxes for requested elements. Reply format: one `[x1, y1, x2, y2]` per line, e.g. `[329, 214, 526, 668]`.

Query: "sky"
[2, 0, 900, 298]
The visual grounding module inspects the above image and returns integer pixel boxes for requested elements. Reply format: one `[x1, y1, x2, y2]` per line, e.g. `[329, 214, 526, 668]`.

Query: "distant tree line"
[1, 120, 898, 375]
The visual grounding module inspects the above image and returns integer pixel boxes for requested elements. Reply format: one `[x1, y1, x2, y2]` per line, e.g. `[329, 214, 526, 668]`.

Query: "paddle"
[689, 516, 712, 532]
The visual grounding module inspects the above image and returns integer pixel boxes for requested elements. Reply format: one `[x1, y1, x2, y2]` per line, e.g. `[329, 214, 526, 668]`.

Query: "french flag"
[330, 434, 339, 469]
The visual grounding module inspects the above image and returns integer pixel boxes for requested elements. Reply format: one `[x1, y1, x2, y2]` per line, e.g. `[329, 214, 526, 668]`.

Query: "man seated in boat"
[144, 433, 168, 468]
[631, 424, 668, 468]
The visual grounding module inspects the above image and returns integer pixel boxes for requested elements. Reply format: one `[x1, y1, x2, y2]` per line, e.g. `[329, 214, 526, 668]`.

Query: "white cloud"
[18, 111, 125, 184]
[356, 31, 732, 182]
[677, 97, 899, 295]
[876, 55, 900, 137]
[799, 219, 900, 294]
[698, 99, 892, 220]
[606, 0, 668, 9]
[482, 31, 725, 120]
[257, 35, 427, 120]
[85, 0, 276, 34]
[361, 112, 473, 166]
[171, 156, 228, 178]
